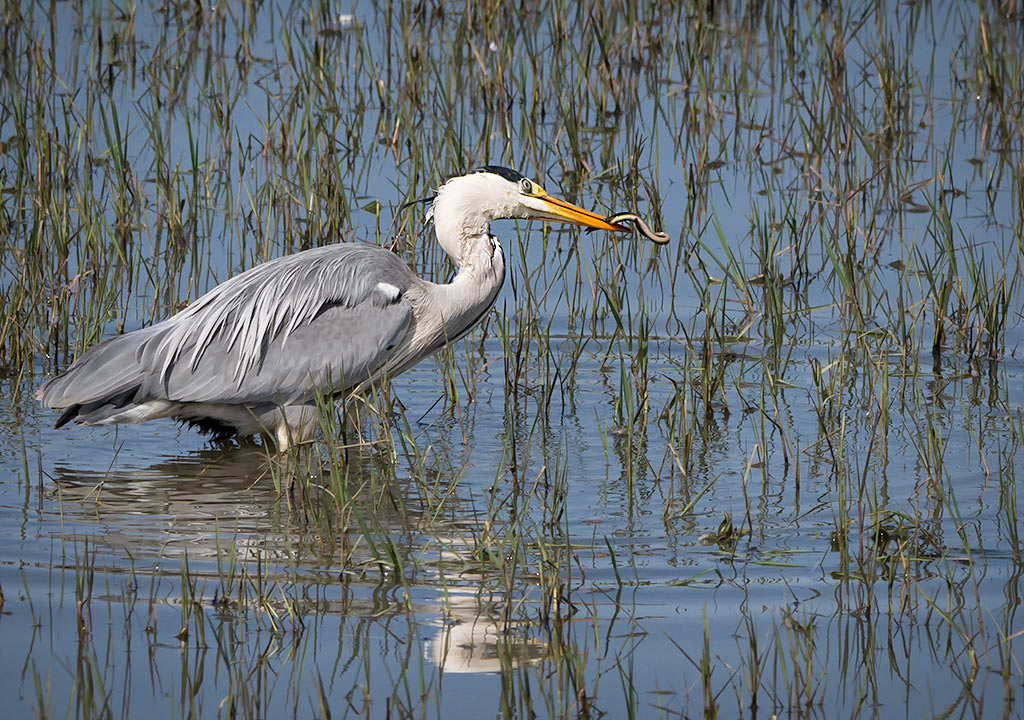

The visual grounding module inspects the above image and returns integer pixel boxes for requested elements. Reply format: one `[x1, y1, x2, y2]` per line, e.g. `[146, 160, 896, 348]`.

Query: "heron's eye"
[520, 178, 534, 195]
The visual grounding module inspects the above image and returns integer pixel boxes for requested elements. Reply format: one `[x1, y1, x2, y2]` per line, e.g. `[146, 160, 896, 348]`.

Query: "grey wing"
[39, 243, 418, 410]
[142, 243, 417, 404]
[36, 326, 164, 410]
[149, 288, 413, 404]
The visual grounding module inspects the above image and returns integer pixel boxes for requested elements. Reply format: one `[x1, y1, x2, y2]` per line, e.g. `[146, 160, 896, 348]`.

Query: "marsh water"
[1, 2, 1022, 718]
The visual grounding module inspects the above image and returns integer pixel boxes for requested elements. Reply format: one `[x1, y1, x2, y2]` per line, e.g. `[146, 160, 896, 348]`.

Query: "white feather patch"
[375, 282, 402, 302]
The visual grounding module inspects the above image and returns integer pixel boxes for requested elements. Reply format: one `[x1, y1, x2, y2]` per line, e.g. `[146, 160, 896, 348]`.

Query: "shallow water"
[2, 2, 1023, 718]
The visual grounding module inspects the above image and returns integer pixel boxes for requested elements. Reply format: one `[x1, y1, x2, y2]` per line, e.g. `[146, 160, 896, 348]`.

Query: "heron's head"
[431, 166, 628, 264]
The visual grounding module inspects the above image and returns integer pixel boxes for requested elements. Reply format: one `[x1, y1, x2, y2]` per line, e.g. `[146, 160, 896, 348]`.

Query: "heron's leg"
[273, 404, 318, 451]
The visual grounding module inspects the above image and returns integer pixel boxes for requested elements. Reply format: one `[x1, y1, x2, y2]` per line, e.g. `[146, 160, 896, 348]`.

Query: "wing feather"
[144, 243, 416, 389]
[40, 243, 419, 411]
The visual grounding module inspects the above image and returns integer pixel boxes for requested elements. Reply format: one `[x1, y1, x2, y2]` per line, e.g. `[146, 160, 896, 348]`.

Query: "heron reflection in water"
[39, 167, 661, 449]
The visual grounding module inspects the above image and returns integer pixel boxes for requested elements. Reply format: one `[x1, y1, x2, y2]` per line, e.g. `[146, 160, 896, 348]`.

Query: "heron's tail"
[37, 326, 163, 427]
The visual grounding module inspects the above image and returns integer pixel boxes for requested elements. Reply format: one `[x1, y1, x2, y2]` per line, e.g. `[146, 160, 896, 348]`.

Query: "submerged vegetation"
[0, 0, 1022, 717]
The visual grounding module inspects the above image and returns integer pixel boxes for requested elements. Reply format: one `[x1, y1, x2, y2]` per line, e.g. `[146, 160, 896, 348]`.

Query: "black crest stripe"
[473, 165, 525, 183]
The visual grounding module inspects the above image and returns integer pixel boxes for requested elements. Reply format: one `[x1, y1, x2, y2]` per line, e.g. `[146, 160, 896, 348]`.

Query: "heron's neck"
[423, 231, 505, 348]
[432, 217, 479, 265]
[431, 179, 510, 270]
[428, 177, 506, 310]
[439, 228, 504, 298]
[447, 231, 505, 288]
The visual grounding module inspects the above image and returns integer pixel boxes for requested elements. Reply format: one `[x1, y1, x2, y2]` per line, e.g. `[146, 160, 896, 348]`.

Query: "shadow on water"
[46, 443, 432, 565]
[32, 444, 553, 689]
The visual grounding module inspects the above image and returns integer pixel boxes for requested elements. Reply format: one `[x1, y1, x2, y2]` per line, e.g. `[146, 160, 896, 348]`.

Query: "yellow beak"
[536, 192, 630, 232]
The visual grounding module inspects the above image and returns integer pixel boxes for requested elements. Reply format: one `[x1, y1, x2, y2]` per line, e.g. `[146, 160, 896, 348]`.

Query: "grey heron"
[38, 166, 644, 449]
